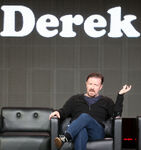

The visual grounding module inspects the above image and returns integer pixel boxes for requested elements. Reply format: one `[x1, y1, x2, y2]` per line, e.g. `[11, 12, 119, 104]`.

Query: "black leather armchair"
[58, 117, 122, 150]
[0, 107, 58, 150]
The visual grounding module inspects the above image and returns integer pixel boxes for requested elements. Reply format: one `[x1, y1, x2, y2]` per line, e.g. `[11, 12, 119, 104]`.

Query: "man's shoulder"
[100, 95, 114, 103]
[70, 93, 84, 99]
[66, 94, 84, 104]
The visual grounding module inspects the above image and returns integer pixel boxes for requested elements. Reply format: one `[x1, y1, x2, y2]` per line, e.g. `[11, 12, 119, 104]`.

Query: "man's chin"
[88, 93, 96, 97]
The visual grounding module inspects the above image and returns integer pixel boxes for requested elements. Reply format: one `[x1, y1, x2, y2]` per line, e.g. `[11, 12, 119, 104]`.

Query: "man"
[49, 72, 131, 150]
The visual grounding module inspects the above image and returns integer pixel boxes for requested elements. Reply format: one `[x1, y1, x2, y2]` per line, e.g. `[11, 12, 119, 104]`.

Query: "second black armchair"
[57, 117, 122, 150]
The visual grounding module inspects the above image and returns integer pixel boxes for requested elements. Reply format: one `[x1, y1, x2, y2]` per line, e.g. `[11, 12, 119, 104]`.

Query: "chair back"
[0, 107, 53, 132]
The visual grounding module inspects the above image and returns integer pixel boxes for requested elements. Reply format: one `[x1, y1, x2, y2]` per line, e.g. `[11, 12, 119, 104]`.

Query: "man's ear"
[100, 84, 103, 90]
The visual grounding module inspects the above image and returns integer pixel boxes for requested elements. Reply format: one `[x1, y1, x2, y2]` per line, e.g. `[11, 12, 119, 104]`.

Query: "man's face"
[86, 77, 103, 97]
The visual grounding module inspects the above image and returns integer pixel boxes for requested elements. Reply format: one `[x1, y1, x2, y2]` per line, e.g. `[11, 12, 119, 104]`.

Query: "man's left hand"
[119, 85, 132, 95]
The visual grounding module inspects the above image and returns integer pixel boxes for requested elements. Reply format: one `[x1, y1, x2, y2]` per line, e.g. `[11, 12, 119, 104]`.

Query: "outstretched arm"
[119, 85, 132, 95]
[113, 84, 132, 118]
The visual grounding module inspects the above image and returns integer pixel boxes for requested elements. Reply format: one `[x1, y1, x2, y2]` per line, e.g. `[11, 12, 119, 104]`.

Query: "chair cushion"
[103, 117, 113, 137]
[60, 138, 113, 150]
[59, 117, 71, 134]
[1, 131, 50, 136]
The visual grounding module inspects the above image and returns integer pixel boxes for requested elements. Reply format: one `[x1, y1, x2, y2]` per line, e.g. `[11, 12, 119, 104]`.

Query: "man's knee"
[78, 113, 94, 122]
[79, 113, 90, 118]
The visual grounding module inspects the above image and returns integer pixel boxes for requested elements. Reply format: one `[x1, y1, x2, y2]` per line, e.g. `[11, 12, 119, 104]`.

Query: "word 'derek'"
[0, 5, 140, 38]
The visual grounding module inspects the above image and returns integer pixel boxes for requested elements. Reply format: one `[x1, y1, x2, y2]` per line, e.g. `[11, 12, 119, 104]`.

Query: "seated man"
[49, 72, 131, 150]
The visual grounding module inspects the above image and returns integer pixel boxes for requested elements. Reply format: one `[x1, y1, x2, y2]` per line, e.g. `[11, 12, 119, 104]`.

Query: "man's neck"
[84, 93, 99, 98]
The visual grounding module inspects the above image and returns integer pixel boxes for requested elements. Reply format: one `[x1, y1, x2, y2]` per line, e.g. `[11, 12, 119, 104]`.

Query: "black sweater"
[58, 94, 124, 124]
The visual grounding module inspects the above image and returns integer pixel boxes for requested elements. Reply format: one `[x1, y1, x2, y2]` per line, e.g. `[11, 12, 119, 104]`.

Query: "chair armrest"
[51, 117, 58, 150]
[114, 118, 122, 150]
[0, 116, 2, 132]
[137, 116, 141, 150]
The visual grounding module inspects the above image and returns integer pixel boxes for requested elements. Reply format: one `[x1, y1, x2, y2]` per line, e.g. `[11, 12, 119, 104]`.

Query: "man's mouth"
[89, 90, 95, 92]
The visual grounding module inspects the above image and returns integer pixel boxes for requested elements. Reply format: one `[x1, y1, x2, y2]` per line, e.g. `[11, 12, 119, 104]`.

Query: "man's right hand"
[49, 111, 60, 120]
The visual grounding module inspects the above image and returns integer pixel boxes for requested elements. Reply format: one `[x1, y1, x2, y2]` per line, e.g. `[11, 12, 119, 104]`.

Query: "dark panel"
[0, 0, 141, 117]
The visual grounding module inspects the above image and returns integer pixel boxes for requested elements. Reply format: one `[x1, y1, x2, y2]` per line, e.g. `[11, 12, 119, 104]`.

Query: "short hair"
[86, 73, 104, 84]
